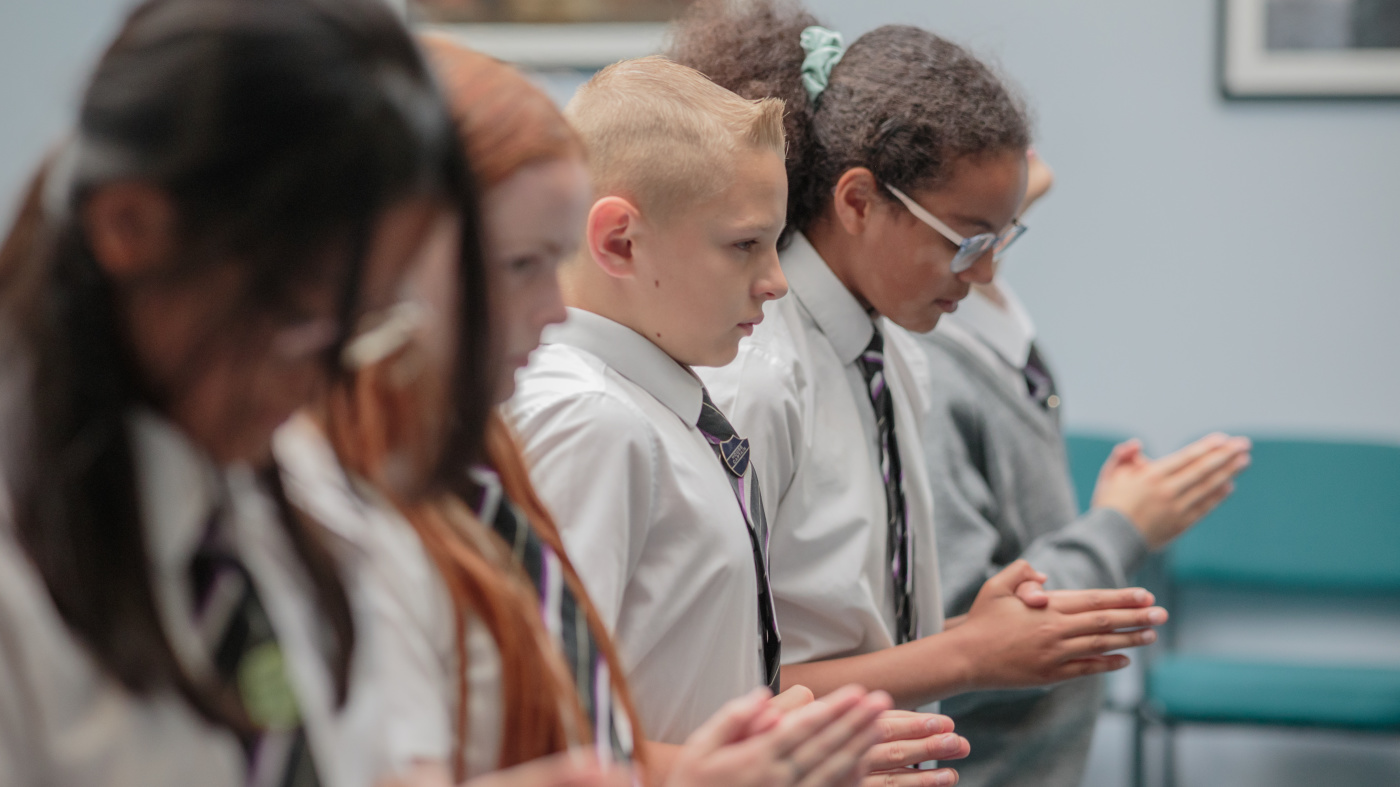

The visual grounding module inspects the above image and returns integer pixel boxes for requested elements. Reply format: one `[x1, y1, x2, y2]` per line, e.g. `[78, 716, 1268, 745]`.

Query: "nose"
[757, 249, 788, 301]
[959, 250, 997, 285]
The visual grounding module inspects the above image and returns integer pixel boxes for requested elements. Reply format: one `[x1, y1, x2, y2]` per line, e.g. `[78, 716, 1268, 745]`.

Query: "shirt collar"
[543, 307, 705, 427]
[130, 409, 224, 578]
[782, 233, 875, 365]
[944, 276, 1037, 369]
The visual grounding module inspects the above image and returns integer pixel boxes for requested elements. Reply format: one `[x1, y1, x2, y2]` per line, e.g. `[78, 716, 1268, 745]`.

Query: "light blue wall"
[0, 0, 130, 223]
[805, 0, 1400, 453]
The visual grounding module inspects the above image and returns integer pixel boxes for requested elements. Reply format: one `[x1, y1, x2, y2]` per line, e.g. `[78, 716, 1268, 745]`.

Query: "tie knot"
[859, 327, 885, 369]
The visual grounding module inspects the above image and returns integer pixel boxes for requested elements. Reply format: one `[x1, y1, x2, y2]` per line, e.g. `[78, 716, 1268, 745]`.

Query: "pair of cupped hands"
[453, 558, 1176, 787]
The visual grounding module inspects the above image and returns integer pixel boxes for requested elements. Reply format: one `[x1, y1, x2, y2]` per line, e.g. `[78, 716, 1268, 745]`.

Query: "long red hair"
[322, 37, 646, 780]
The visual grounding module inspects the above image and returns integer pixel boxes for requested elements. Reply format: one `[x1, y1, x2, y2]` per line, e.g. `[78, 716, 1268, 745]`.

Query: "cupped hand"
[1092, 433, 1252, 550]
[858, 710, 967, 787]
[667, 685, 892, 787]
[953, 561, 1166, 692]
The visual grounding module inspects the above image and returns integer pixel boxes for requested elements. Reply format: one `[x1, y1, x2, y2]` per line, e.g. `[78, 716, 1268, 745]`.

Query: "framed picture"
[411, 0, 689, 69]
[1220, 0, 1400, 97]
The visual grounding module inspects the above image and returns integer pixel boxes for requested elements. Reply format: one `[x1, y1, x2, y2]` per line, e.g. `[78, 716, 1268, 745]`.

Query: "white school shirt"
[698, 233, 944, 663]
[0, 409, 378, 787]
[939, 277, 1038, 397]
[273, 414, 505, 779]
[507, 307, 765, 744]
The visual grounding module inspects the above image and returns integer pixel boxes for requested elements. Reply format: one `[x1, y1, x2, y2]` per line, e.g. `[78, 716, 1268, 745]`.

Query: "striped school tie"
[484, 487, 631, 764]
[1023, 342, 1060, 417]
[190, 513, 320, 787]
[696, 388, 782, 692]
[854, 326, 918, 645]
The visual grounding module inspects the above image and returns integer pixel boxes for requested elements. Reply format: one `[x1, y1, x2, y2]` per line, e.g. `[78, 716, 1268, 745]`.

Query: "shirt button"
[1046, 395, 1061, 409]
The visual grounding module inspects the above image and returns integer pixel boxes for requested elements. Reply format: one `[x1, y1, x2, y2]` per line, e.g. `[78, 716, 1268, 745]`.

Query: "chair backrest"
[1064, 432, 1128, 514]
[1167, 437, 1400, 594]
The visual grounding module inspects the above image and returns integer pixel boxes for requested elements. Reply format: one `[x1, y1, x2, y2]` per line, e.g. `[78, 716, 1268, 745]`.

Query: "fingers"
[788, 690, 892, 787]
[1053, 654, 1131, 680]
[982, 560, 1046, 596]
[862, 767, 960, 787]
[862, 732, 970, 771]
[1013, 579, 1049, 608]
[772, 685, 817, 713]
[1164, 439, 1250, 496]
[1100, 439, 1143, 474]
[684, 687, 772, 754]
[1060, 629, 1157, 660]
[1181, 479, 1235, 524]
[761, 685, 867, 761]
[1060, 606, 1168, 638]
[1154, 433, 1232, 475]
[1045, 587, 1154, 615]
[1175, 449, 1250, 513]
[875, 711, 955, 740]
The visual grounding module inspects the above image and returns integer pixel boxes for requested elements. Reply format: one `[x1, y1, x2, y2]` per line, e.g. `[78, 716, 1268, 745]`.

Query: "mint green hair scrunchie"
[799, 25, 845, 104]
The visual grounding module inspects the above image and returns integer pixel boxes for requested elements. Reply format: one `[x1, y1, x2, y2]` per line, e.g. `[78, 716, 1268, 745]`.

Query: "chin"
[689, 341, 741, 369]
[889, 310, 942, 336]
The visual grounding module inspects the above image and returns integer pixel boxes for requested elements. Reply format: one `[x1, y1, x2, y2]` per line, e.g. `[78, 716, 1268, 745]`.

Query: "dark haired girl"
[0, 0, 472, 783]
[671, 4, 1170, 786]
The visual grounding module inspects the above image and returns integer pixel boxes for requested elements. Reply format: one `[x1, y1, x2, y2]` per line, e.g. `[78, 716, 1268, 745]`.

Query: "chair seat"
[1146, 655, 1400, 730]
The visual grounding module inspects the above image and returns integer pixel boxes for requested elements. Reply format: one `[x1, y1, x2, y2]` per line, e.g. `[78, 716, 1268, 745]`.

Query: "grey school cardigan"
[913, 326, 1149, 787]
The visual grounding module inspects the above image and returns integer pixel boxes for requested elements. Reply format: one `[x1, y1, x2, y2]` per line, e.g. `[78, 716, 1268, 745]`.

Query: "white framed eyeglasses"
[885, 185, 1027, 273]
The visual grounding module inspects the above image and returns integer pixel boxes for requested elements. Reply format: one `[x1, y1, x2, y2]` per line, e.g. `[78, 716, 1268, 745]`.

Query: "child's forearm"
[779, 629, 978, 710]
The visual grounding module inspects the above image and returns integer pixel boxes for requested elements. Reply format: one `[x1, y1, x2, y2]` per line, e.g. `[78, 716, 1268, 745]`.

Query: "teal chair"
[1135, 438, 1400, 787]
[1063, 432, 1129, 514]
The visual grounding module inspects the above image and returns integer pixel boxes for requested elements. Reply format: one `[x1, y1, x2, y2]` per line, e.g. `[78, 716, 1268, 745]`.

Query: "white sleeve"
[357, 512, 458, 772]
[700, 347, 804, 529]
[509, 391, 657, 633]
[0, 545, 39, 787]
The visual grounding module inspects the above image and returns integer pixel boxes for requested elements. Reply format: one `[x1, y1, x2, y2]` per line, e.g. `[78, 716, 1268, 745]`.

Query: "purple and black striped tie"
[854, 326, 918, 645]
[191, 514, 320, 787]
[696, 388, 782, 692]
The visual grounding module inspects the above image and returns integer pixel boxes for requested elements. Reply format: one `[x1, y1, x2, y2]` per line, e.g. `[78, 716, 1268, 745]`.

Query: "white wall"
[807, 0, 1400, 453]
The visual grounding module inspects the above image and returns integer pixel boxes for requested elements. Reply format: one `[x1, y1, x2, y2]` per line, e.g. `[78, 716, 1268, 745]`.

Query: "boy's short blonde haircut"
[565, 55, 785, 220]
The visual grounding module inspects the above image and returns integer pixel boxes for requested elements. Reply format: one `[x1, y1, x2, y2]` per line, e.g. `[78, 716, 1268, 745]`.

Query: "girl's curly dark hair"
[668, 0, 1032, 246]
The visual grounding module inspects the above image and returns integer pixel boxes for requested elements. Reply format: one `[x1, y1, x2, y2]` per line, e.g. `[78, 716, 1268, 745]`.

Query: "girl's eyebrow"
[949, 214, 996, 233]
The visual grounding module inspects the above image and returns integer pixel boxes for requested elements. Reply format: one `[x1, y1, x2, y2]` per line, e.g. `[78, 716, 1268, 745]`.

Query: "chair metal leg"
[1132, 707, 1147, 787]
[1163, 722, 1178, 787]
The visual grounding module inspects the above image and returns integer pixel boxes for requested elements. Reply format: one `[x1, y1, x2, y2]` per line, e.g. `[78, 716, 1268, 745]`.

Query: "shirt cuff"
[1075, 506, 1152, 584]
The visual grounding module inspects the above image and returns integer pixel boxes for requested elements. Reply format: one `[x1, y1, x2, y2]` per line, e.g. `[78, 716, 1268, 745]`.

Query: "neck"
[802, 219, 875, 315]
[558, 259, 649, 343]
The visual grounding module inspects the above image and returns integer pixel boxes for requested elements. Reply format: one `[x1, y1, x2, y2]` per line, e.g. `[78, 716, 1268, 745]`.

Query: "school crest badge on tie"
[719, 435, 751, 478]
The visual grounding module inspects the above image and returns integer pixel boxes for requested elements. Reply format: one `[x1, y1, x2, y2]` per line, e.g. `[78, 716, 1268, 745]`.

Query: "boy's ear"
[585, 196, 641, 279]
[831, 167, 879, 236]
[81, 181, 176, 279]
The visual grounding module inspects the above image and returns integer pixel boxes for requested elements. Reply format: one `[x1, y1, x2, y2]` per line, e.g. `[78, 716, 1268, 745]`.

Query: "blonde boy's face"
[631, 147, 788, 367]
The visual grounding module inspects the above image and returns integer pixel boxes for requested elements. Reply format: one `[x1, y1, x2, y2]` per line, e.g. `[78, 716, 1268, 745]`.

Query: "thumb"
[985, 559, 1044, 596]
[1014, 579, 1050, 608]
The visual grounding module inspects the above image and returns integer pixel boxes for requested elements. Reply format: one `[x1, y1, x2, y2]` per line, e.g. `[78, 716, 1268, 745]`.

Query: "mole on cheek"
[654, 279, 660, 288]
[655, 332, 662, 338]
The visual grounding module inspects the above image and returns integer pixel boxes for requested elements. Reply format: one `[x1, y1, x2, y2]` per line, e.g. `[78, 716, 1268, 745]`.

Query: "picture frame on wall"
[409, 0, 684, 69]
[1221, 0, 1400, 97]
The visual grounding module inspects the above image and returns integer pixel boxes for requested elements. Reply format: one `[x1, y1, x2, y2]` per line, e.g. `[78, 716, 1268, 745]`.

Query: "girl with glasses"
[670, 4, 1173, 785]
